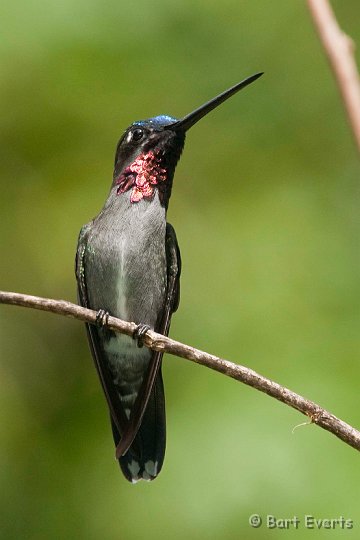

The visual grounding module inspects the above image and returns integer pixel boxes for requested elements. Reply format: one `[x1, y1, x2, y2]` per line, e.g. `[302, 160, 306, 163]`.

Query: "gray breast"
[83, 190, 167, 409]
[85, 189, 167, 326]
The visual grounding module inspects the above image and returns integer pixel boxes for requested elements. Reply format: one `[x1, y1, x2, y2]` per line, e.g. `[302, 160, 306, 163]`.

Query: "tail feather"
[111, 371, 166, 483]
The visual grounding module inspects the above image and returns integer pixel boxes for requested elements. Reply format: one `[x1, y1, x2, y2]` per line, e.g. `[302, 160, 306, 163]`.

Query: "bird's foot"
[95, 309, 110, 328]
[133, 323, 151, 348]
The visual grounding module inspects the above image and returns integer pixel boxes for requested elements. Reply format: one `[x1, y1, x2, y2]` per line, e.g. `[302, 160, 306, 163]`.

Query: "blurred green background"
[1, 1, 359, 538]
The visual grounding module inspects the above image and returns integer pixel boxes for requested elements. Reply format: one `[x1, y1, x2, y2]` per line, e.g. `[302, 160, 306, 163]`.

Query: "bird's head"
[113, 73, 263, 207]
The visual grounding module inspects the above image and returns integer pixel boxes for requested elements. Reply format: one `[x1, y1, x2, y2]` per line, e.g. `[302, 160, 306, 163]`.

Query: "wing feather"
[75, 225, 129, 437]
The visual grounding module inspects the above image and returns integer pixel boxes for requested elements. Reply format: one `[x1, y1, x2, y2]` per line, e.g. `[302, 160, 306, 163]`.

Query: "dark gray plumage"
[76, 117, 183, 482]
[75, 72, 262, 483]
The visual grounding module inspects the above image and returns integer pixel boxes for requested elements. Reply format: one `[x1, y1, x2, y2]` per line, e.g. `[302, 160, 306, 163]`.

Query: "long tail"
[111, 370, 166, 483]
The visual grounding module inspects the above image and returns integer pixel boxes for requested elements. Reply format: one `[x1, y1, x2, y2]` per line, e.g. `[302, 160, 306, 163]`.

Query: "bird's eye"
[130, 128, 144, 142]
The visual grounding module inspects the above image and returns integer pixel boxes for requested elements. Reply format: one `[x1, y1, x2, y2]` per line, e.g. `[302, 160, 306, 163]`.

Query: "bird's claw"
[96, 309, 110, 328]
[133, 323, 151, 348]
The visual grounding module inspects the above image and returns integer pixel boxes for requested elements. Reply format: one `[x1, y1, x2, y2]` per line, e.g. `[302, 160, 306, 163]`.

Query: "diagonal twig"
[307, 0, 360, 153]
[1, 289, 359, 452]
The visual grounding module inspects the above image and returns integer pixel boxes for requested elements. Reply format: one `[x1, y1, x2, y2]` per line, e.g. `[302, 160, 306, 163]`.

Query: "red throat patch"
[115, 149, 168, 203]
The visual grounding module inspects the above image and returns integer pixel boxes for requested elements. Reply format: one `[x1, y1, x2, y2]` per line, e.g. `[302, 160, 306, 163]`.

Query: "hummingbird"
[75, 72, 263, 483]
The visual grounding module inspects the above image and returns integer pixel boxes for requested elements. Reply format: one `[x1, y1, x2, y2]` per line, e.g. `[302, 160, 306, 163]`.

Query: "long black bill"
[165, 72, 263, 132]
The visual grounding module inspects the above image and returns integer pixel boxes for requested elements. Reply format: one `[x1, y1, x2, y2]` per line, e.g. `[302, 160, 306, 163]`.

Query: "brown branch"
[1, 290, 359, 452]
[307, 0, 360, 153]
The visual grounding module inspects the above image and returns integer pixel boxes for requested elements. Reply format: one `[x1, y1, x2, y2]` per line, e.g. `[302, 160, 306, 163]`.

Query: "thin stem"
[307, 0, 360, 153]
